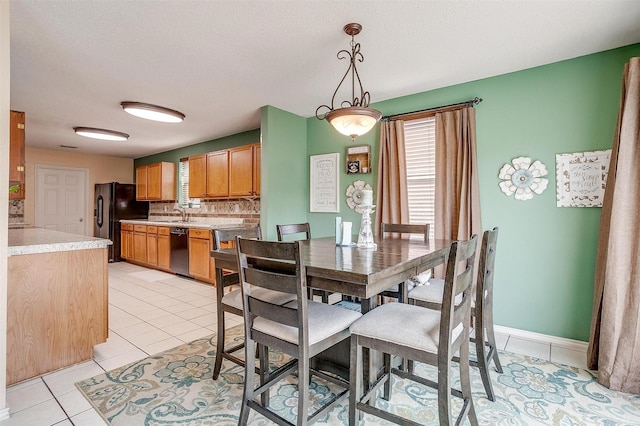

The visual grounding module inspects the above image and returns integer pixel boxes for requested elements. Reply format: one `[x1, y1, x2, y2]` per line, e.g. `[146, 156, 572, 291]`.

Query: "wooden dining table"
[210, 235, 452, 379]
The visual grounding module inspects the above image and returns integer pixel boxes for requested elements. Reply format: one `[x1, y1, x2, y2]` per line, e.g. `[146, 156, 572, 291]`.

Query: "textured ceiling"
[10, 0, 640, 158]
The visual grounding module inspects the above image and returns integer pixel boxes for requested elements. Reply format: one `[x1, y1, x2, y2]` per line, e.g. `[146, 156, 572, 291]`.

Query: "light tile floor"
[1, 262, 588, 425]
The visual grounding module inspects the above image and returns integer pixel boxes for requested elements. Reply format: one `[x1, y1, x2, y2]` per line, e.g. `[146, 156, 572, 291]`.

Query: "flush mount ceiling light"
[73, 127, 129, 141]
[316, 23, 382, 142]
[121, 102, 185, 123]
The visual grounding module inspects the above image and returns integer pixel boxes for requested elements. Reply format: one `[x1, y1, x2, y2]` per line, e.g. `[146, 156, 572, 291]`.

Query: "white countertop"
[121, 217, 244, 229]
[8, 228, 112, 256]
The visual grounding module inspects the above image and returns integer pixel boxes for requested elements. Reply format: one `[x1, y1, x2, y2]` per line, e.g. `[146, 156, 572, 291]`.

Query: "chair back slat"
[381, 223, 429, 242]
[276, 222, 311, 241]
[247, 297, 299, 327]
[243, 267, 299, 295]
[214, 226, 261, 250]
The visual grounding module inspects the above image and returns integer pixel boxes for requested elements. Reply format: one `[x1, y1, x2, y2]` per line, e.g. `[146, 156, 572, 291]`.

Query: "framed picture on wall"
[310, 153, 340, 213]
[556, 149, 611, 207]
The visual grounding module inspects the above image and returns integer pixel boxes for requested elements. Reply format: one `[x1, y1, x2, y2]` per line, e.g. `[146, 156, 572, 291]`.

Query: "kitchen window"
[179, 158, 200, 208]
[403, 116, 436, 239]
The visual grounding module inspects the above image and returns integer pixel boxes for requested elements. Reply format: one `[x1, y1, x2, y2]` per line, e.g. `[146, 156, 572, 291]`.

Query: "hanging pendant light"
[316, 23, 382, 142]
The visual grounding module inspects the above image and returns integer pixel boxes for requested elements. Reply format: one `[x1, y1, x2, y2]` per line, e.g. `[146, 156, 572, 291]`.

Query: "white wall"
[0, 1, 11, 419]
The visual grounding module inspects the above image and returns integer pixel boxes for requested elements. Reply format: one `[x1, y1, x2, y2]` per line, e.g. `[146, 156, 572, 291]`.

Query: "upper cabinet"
[9, 110, 25, 200]
[188, 143, 259, 199]
[136, 162, 176, 201]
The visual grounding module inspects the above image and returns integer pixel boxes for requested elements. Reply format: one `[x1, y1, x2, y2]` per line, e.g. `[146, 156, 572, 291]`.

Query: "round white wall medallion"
[498, 156, 549, 201]
[346, 180, 372, 210]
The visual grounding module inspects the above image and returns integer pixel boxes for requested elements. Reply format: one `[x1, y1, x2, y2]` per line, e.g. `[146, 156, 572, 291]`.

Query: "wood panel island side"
[7, 228, 111, 385]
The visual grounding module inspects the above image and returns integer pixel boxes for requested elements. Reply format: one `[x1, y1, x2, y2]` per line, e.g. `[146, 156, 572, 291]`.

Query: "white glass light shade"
[73, 127, 129, 141]
[121, 102, 185, 123]
[326, 107, 382, 140]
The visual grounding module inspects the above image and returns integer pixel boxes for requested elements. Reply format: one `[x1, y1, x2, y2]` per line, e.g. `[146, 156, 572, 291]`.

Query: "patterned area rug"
[77, 325, 640, 425]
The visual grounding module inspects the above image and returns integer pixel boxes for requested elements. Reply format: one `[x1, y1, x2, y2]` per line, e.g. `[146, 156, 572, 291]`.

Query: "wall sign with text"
[310, 153, 340, 213]
[556, 149, 611, 207]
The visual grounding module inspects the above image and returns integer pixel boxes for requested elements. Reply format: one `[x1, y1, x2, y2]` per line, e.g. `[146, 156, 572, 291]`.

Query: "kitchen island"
[7, 228, 111, 385]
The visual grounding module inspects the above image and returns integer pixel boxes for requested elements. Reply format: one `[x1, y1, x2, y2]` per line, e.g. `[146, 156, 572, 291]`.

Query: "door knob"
[79, 218, 84, 222]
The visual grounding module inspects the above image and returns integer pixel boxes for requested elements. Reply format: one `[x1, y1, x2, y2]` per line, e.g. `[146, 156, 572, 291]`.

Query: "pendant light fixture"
[73, 127, 129, 141]
[121, 102, 185, 123]
[316, 23, 382, 142]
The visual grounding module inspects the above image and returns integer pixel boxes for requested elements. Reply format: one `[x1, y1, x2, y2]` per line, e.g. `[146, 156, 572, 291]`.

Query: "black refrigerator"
[94, 182, 149, 262]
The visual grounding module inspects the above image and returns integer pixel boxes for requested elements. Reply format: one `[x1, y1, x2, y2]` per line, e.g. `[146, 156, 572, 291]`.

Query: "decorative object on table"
[315, 23, 382, 142]
[346, 144, 372, 173]
[347, 160, 360, 174]
[310, 153, 340, 213]
[498, 156, 549, 201]
[356, 189, 376, 248]
[556, 149, 611, 207]
[345, 179, 372, 210]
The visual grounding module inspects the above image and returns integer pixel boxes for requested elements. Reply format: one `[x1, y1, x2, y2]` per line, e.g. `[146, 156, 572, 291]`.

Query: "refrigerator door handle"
[96, 195, 104, 228]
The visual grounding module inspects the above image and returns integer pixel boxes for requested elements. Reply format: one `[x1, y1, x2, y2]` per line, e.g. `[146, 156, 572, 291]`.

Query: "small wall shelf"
[346, 145, 371, 174]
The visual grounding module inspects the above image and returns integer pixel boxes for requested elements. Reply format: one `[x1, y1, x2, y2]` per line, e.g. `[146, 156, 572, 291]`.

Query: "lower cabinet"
[188, 228, 215, 284]
[121, 224, 133, 259]
[146, 226, 158, 266]
[133, 225, 147, 264]
[122, 223, 215, 285]
[157, 227, 171, 271]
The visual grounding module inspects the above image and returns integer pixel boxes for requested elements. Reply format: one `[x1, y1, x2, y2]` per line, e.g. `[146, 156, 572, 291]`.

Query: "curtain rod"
[383, 96, 483, 121]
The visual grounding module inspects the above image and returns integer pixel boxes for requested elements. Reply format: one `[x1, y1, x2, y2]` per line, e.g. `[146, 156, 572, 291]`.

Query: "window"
[403, 116, 436, 239]
[178, 158, 200, 208]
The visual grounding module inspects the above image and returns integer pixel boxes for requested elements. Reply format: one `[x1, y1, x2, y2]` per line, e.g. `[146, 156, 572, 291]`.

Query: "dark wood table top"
[210, 236, 451, 302]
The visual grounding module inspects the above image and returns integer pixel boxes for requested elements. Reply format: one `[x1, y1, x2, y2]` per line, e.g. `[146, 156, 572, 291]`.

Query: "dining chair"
[211, 226, 295, 381]
[276, 222, 331, 304]
[378, 223, 431, 303]
[408, 227, 502, 401]
[236, 237, 362, 426]
[349, 235, 479, 426]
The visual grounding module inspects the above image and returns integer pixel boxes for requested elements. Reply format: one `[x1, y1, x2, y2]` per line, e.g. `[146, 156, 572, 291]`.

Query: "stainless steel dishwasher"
[170, 227, 191, 277]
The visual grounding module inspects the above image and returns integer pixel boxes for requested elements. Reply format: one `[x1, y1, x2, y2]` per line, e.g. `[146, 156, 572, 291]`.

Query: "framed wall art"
[556, 149, 611, 207]
[310, 153, 340, 213]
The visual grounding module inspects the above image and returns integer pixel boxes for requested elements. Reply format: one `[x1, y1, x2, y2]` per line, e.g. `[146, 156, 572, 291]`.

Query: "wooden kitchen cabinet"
[188, 154, 207, 198]
[120, 223, 134, 259]
[229, 145, 254, 197]
[157, 227, 171, 271]
[146, 226, 158, 266]
[252, 143, 261, 196]
[9, 110, 25, 200]
[133, 225, 147, 264]
[206, 150, 229, 197]
[188, 228, 215, 284]
[189, 151, 229, 198]
[136, 162, 176, 201]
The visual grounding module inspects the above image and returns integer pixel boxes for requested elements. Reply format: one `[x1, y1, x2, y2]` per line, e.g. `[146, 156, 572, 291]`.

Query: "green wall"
[306, 44, 640, 341]
[260, 106, 308, 241]
[136, 44, 640, 342]
[134, 129, 260, 167]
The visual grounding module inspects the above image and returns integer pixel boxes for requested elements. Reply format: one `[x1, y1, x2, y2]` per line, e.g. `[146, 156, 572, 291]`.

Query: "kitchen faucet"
[173, 207, 188, 222]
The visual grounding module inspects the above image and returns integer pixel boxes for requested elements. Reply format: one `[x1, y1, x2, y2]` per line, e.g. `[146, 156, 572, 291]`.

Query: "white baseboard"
[494, 325, 589, 352]
[0, 407, 10, 421]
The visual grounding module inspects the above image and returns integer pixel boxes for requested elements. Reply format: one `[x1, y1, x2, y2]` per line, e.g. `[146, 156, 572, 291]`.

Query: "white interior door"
[35, 165, 88, 235]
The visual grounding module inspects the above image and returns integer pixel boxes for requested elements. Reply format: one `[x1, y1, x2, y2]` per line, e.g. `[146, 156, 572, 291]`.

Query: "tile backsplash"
[8, 200, 24, 224]
[148, 198, 260, 227]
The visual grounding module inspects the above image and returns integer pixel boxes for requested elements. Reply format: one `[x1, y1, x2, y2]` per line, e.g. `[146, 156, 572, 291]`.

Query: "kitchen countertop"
[121, 218, 244, 229]
[8, 228, 112, 256]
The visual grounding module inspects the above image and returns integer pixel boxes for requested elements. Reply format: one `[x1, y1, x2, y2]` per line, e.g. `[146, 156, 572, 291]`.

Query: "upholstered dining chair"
[276, 222, 331, 304]
[211, 226, 295, 381]
[408, 227, 502, 401]
[378, 223, 431, 303]
[349, 235, 479, 426]
[236, 237, 362, 426]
